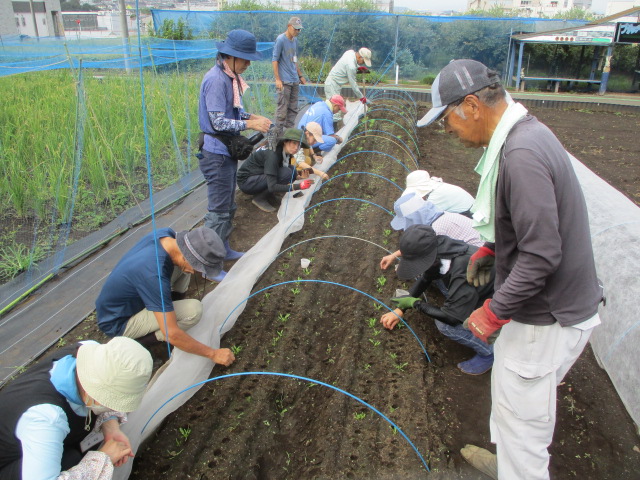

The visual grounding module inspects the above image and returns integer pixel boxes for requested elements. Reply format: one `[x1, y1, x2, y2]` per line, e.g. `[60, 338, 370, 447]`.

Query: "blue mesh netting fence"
[0, 11, 587, 315]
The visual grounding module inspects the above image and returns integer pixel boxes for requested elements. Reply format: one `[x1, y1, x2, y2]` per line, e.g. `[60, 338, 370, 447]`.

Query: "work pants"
[490, 317, 597, 480]
[239, 166, 296, 195]
[434, 320, 493, 357]
[198, 149, 238, 243]
[122, 268, 202, 341]
[275, 82, 300, 135]
[324, 79, 344, 122]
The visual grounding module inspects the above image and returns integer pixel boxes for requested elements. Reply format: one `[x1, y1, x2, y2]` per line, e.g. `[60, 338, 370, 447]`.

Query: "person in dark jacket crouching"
[0, 337, 152, 480]
[237, 127, 327, 212]
[380, 224, 496, 375]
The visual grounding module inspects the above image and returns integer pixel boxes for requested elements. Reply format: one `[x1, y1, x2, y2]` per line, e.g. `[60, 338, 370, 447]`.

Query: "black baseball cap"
[396, 225, 438, 281]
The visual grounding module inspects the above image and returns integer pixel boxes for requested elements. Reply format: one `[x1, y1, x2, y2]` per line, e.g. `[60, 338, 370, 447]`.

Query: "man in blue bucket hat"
[198, 29, 272, 282]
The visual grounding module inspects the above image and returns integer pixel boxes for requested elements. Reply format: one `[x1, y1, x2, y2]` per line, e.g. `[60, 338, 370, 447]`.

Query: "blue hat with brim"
[216, 29, 263, 61]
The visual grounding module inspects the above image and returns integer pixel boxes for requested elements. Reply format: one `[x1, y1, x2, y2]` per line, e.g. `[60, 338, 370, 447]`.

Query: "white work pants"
[490, 316, 598, 480]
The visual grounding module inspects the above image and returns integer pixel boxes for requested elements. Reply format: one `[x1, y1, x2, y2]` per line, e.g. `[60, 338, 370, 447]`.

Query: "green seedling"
[394, 362, 409, 372]
[390, 426, 398, 435]
[354, 412, 367, 420]
[178, 426, 191, 444]
[277, 270, 285, 277]
[264, 292, 270, 299]
[282, 263, 290, 269]
[369, 338, 381, 347]
[287, 250, 294, 257]
[57, 338, 67, 348]
[303, 267, 312, 275]
[291, 287, 300, 295]
[376, 276, 387, 288]
[231, 345, 243, 355]
[363, 363, 371, 370]
[389, 352, 398, 360]
[343, 182, 350, 189]
[367, 317, 377, 328]
[373, 328, 381, 336]
[323, 218, 332, 229]
[383, 229, 392, 237]
[310, 246, 317, 253]
[373, 302, 383, 311]
[278, 313, 290, 323]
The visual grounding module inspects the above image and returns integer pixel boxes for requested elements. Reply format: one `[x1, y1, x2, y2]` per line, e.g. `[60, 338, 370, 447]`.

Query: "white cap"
[358, 48, 372, 67]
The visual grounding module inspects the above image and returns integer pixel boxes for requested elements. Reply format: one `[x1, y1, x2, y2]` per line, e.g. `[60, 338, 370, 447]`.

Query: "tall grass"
[0, 62, 276, 282]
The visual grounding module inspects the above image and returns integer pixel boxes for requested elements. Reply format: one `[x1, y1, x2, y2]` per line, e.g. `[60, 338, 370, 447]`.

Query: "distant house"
[11, 0, 65, 37]
[467, 0, 593, 17]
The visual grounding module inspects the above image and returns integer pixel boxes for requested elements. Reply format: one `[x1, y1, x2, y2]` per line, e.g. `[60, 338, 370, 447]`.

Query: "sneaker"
[460, 444, 497, 479]
[457, 353, 494, 375]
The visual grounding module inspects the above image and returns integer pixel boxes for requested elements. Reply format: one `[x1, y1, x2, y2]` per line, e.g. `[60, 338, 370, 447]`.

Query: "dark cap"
[279, 128, 310, 149]
[417, 59, 501, 127]
[176, 227, 225, 280]
[396, 225, 438, 281]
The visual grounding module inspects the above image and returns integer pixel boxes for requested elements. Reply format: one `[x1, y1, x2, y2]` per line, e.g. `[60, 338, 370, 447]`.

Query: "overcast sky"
[394, 0, 608, 15]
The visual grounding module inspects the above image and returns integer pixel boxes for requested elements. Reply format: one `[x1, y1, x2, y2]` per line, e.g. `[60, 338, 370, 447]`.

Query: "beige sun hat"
[77, 337, 153, 413]
[304, 121, 324, 144]
[402, 170, 443, 198]
[358, 47, 372, 67]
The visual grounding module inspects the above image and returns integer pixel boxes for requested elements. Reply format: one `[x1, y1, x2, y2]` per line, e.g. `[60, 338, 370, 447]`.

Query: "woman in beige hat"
[0, 337, 153, 479]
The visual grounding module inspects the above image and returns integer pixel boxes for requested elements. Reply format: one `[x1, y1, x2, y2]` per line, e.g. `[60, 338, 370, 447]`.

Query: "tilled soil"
[35, 103, 640, 479]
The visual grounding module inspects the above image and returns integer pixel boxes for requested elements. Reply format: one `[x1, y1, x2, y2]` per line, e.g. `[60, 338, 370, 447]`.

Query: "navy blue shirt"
[96, 228, 175, 337]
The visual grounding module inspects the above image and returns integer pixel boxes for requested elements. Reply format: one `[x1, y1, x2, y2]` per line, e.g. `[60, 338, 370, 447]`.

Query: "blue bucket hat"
[390, 193, 445, 231]
[216, 29, 262, 61]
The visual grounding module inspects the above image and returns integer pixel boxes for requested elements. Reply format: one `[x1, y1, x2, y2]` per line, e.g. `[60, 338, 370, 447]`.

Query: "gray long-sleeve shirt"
[491, 115, 602, 326]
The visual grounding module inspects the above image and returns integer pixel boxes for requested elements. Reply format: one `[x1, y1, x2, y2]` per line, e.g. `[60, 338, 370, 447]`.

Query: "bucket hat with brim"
[176, 227, 225, 281]
[77, 337, 153, 413]
[278, 128, 310, 149]
[216, 29, 262, 61]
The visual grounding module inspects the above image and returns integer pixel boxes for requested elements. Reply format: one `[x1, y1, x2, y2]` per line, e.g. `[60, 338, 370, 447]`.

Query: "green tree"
[552, 7, 596, 21]
[153, 19, 194, 40]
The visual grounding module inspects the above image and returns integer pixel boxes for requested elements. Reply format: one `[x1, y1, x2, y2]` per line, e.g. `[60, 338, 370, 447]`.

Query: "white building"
[11, 0, 65, 37]
[467, 0, 593, 16]
[606, 0, 640, 16]
[61, 10, 151, 38]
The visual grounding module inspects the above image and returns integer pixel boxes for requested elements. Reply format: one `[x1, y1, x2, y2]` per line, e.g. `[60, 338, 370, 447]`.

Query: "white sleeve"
[16, 404, 70, 480]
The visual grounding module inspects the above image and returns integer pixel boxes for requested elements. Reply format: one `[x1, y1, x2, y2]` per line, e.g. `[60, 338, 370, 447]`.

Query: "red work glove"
[357, 66, 370, 74]
[467, 245, 495, 287]
[359, 97, 367, 104]
[298, 179, 312, 190]
[466, 299, 510, 343]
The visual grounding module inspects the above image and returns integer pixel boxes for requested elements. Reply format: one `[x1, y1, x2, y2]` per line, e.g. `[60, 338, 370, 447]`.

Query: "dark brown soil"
[48, 104, 640, 479]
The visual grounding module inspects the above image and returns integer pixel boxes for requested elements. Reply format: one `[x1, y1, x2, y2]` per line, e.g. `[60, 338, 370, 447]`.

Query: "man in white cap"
[95, 227, 236, 367]
[403, 170, 474, 217]
[418, 59, 602, 480]
[0, 337, 153, 479]
[272, 17, 306, 137]
[324, 47, 372, 116]
[297, 94, 346, 153]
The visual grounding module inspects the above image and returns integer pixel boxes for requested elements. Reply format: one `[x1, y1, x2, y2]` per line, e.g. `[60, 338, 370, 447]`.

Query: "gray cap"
[417, 59, 501, 127]
[176, 227, 225, 280]
[289, 17, 303, 29]
[396, 225, 438, 281]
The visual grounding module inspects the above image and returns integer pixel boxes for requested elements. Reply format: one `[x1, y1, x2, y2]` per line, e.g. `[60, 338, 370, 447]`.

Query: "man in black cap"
[198, 29, 273, 282]
[418, 59, 602, 480]
[95, 227, 235, 366]
[380, 225, 495, 375]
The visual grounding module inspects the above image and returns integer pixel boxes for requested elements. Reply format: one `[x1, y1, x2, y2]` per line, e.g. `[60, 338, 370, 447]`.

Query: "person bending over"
[95, 227, 235, 366]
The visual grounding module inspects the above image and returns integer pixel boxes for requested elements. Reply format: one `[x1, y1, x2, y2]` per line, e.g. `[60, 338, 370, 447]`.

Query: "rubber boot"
[224, 241, 244, 261]
[457, 353, 494, 375]
[252, 190, 276, 213]
[460, 444, 497, 479]
[210, 269, 227, 282]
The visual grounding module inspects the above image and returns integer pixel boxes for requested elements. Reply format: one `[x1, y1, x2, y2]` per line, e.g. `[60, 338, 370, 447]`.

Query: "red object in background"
[76, 19, 81, 24]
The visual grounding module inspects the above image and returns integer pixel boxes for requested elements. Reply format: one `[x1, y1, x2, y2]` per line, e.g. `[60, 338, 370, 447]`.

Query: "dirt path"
[32, 105, 640, 479]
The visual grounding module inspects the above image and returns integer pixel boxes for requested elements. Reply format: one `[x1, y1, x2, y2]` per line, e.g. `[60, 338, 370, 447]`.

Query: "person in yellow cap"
[0, 337, 152, 479]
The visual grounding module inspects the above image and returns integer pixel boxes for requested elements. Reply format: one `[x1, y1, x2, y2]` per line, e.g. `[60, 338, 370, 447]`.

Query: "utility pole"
[27, 0, 39, 37]
[118, 0, 131, 73]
